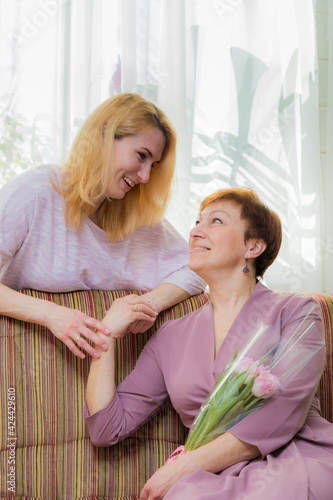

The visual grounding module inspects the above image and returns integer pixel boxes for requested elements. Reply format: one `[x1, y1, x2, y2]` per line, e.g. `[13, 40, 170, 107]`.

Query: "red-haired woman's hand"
[140, 459, 183, 500]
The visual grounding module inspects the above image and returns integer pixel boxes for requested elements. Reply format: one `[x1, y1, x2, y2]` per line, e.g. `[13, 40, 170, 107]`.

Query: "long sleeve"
[0, 167, 36, 273]
[83, 329, 169, 446]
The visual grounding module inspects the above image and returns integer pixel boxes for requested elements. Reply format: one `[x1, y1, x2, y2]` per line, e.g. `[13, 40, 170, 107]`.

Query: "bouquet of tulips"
[166, 308, 324, 462]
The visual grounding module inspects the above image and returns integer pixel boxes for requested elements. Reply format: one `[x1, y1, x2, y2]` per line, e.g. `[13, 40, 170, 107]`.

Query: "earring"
[243, 258, 250, 274]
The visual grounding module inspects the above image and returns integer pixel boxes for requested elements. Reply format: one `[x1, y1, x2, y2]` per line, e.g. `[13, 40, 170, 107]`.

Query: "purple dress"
[84, 282, 333, 499]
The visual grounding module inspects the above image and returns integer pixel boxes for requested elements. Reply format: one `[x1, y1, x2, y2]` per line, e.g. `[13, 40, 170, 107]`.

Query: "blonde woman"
[0, 93, 205, 359]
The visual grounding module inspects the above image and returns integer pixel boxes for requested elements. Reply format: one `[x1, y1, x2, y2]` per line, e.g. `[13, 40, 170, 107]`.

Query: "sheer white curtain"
[0, 0, 328, 292]
[323, 0, 333, 291]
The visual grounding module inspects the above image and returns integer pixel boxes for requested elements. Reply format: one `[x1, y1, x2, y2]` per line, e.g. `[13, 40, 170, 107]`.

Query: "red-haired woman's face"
[189, 200, 249, 279]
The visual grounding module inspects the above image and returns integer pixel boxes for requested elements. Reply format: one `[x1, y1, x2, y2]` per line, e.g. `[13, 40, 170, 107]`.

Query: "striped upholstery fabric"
[0, 290, 209, 500]
[0, 290, 332, 500]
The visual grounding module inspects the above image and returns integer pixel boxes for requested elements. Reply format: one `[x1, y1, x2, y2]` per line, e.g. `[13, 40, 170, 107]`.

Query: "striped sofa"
[0, 290, 332, 500]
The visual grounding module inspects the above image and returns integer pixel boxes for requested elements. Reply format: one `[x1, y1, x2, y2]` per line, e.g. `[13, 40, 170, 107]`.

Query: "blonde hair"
[55, 93, 177, 241]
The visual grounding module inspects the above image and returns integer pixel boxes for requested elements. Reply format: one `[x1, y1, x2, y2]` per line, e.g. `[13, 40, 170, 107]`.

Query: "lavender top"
[0, 165, 205, 293]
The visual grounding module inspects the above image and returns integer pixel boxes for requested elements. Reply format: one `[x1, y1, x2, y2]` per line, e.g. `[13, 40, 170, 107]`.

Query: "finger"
[132, 311, 158, 324]
[84, 317, 111, 335]
[127, 320, 139, 334]
[123, 295, 158, 312]
[140, 485, 149, 500]
[61, 335, 86, 359]
[75, 335, 102, 358]
[80, 325, 109, 350]
[64, 323, 107, 353]
[63, 325, 104, 358]
[128, 318, 155, 333]
[132, 303, 158, 319]
[124, 312, 156, 335]
[135, 299, 158, 312]
[137, 320, 156, 332]
[130, 319, 156, 334]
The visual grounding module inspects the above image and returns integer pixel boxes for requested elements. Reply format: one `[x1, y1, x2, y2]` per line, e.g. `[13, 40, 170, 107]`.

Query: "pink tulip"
[235, 356, 261, 384]
[257, 364, 271, 376]
[252, 372, 281, 398]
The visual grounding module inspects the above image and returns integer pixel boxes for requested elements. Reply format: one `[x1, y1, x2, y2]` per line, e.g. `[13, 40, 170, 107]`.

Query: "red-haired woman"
[85, 187, 333, 500]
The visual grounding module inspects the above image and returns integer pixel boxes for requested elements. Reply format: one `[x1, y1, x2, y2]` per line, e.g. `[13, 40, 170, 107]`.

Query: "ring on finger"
[73, 334, 81, 343]
[134, 304, 138, 312]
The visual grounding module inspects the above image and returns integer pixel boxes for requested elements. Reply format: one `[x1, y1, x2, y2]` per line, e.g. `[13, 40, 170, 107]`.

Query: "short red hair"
[200, 187, 282, 278]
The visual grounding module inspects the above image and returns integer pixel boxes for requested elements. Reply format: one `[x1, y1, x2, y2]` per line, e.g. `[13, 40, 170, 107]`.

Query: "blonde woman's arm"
[0, 282, 112, 359]
[123, 283, 190, 334]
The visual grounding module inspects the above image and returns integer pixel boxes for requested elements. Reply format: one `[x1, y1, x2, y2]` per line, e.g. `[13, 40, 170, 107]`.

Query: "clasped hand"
[102, 294, 159, 340]
[44, 294, 157, 359]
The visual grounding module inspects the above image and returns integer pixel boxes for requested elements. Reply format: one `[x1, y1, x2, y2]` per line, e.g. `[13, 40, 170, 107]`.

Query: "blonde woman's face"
[107, 127, 165, 199]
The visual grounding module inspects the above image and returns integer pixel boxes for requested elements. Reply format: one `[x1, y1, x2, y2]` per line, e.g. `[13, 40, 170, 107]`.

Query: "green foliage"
[0, 94, 45, 186]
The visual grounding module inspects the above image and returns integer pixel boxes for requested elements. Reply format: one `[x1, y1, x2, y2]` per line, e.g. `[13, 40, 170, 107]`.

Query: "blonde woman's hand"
[43, 302, 111, 359]
[103, 294, 158, 339]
